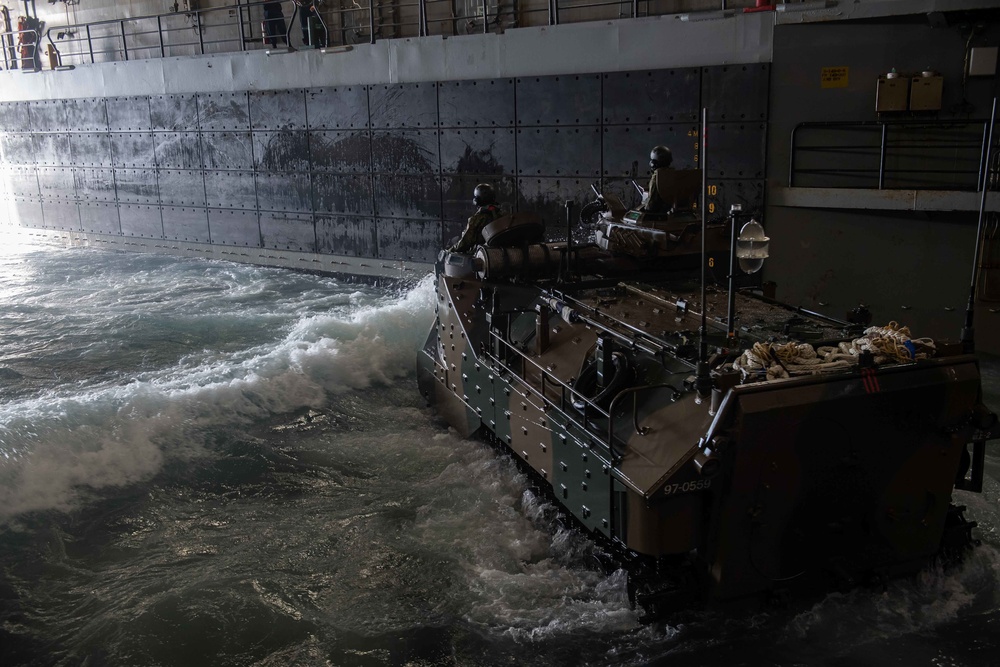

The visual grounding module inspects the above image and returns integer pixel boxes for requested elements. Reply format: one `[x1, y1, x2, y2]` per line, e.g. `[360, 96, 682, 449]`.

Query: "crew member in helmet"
[643, 145, 675, 216]
[449, 183, 501, 253]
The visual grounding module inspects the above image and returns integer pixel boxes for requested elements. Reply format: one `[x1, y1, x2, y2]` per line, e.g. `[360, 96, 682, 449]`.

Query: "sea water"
[0, 233, 998, 666]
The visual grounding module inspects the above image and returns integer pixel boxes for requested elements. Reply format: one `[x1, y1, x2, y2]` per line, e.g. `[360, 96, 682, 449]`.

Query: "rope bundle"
[732, 322, 936, 381]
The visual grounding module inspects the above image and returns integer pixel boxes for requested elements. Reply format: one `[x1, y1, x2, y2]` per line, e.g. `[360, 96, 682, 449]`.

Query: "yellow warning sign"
[821, 67, 849, 89]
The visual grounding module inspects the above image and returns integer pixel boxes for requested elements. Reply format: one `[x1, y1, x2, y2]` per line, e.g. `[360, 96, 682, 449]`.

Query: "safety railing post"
[237, 3, 246, 48]
[197, 11, 205, 54]
[419, 0, 427, 37]
[788, 124, 799, 186]
[978, 120, 991, 192]
[878, 123, 888, 189]
[120, 20, 129, 61]
[157, 15, 165, 57]
[369, 0, 376, 44]
[86, 24, 94, 63]
[482, 0, 488, 33]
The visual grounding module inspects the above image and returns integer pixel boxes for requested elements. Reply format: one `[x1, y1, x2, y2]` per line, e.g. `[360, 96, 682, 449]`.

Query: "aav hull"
[418, 245, 997, 611]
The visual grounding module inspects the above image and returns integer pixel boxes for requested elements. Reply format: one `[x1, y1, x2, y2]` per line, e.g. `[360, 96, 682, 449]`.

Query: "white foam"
[0, 273, 438, 520]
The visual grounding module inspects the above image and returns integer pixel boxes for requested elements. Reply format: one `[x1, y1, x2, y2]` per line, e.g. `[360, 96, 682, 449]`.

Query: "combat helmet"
[649, 145, 673, 170]
[473, 183, 496, 207]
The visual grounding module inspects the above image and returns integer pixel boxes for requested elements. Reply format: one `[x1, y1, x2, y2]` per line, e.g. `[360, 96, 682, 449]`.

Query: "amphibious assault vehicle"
[416, 200, 999, 613]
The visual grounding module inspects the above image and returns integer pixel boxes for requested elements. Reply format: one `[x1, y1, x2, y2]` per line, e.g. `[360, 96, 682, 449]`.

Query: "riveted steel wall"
[0, 64, 769, 261]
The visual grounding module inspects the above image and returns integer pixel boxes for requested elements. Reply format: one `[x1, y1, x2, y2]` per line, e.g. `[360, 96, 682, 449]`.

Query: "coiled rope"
[732, 322, 936, 381]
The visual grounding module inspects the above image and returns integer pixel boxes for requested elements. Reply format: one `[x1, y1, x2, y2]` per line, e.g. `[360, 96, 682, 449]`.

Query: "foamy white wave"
[0, 274, 437, 520]
[785, 543, 1000, 649]
[410, 439, 640, 638]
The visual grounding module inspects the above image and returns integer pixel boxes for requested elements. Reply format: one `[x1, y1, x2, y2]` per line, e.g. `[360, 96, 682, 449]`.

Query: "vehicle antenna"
[696, 107, 712, 401]
[962, 94, 997, 353]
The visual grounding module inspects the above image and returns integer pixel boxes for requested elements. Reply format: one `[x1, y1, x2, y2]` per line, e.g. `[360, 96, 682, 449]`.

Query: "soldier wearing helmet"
[643, 145, 674, 216]
[449, 183, 502, 253]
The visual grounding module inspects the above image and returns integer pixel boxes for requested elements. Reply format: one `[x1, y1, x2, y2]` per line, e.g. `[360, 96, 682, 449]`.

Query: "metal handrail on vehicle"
[789, 119, 997, 191]
[488, 329, 618, 460]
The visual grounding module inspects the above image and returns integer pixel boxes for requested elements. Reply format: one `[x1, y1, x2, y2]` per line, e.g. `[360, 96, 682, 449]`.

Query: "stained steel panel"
[79, 202, 121, 235]
[260, 211, 315, 252]
[703, 179, 766, 221]
[201, 131, 253, 170]
[308, 130, 371, 173]
[66, 99, 109, 132]
[5, 167, 38, 197]
[2, 134, 35, 165]
[150, 95, 199, 131]
[204, 170, 257, 209]
[153, 132, 203, 169]
[0, 102, 24, 132]
[207, 208, 261, 246]
[704, 123, 766, 179]
[376, 217, 441, 262]
[517, 177, 595, 238]
[603, 69, 700, 125]
[438, 78, 515, 128]
[114, 169, 159, 204]
[440, 174, 516, 223]
[306, 86, 370, 130]
[161, 206, 210, 242]
[440, 128, 515, 176]
[75, 168, 117, 202]
[36, 167, 76, 200]
[256, 172, 312, 212]
[157, 169, 206, 207]
[107, 96, 152, 132]
[602, 125, 699, 177]
[198, 92, 250, 131]
[516, 127, 601, 177]
[40, 201, 80, 231]
[119, 204, 163, 238]
[368, 83, 438, 129]
[70, 134, 113, 168]
[252, 131, 310, 172]
[10, 198, 44, 228]
[702, 64, 770, 122]
[515, 74, 601, 126]
[315, 214, 376, 257]
[110, 133, 156, 168]
[249, 90, 307, 131]
[373, 174, 441, 219]
[311, 173, 373, 215]
[33, 134, 73, 167]
[371, 130, 440, 174]
[28, 100, 68, 132]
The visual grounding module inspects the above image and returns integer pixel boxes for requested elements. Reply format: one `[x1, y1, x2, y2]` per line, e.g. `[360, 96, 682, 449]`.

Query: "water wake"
[0, 269, 436, 520]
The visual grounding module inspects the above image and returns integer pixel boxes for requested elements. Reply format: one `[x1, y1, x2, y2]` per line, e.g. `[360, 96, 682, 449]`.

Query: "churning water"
[0, 233, 998, 666]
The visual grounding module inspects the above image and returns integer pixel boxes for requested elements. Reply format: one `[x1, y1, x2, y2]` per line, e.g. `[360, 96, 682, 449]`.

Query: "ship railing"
[789, 119, 997, 191]
[34, 0, 737, 69]
[41, 2, 281, 66]
[0, 28, 40, 71]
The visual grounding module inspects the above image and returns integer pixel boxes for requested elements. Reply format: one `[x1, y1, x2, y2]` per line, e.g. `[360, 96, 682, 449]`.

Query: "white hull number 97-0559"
[663, 479, 712, 496]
